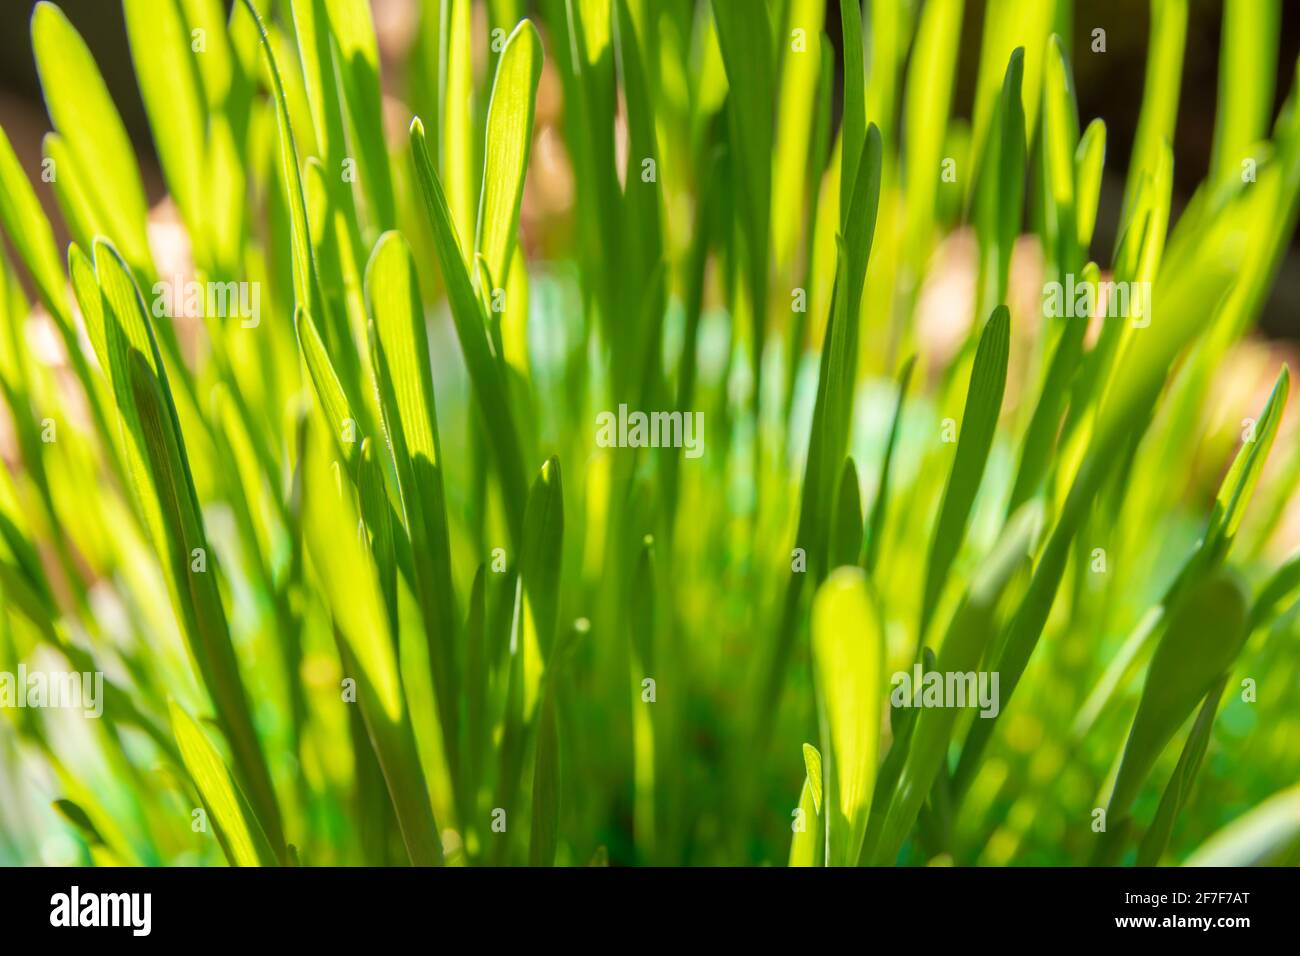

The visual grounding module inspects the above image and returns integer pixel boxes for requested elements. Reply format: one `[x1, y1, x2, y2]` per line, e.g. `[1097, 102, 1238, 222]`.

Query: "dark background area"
[2, 0, 1299, 336]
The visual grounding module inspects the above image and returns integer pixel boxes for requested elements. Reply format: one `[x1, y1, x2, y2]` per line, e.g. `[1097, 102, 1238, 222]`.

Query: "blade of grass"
[811, 567, 883, 866]
[919, 305, 1010, 644]
[409, 117, 528, 545]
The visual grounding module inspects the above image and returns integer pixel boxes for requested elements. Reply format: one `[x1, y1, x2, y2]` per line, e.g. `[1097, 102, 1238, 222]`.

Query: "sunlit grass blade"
[788, 742, 824, 867]
[301, 430, 443, 866]
[1210, 0, 1279, 183]
[32, 1, 152, 272]
[169, 702, 279, 867]
[365, 229, 461, 783]
[1119, 0, 1187, 230]
[95, 238, 284, 856]
[811, 567, 882, 866]
[409, 117, 528, 545]
[476, 20, 542, 298]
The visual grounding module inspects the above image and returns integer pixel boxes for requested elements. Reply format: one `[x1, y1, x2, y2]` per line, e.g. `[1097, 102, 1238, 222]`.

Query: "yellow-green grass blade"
[966, 0, 1053, 207]
[1074, 118, 1106, 256]
[1006, 261, 1097, 517]
[0, 125, 69, 327]
[956, 219, 1241, 798]
[798, 127, 882, 578]
[1210, 0, 1279, 184]
[410, 117, 528, 545]
[1119, 0, 1187, 231]
[520, 456, 564, 672]
[772, 0, 826, 274]
[788, 743, 824, 867]
[812, 567, 883, 866]
[301, 433, 443, 866]
[442, 0, 477, 260]
[327, 0, 396, 231]
[1039, 34, 1080, 276]
[365, 230, 461, 781]
[31, 1, 152, 273]
[169, 702, 279, 867]
[123, 0, 208, 258]
[95, 238, 284, 855]
[241, 0, 326, 323]
[902, 0, 963, 278]
[919, 305, 1009, 644]
[1205, 365, 1289, 557]
[477, 20, 543, 300]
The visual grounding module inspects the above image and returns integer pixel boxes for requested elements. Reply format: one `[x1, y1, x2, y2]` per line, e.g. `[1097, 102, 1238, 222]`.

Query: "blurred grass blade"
[1137, 675, 1227, 865]
[1184, 784, 1300, 866]
[864, 355, 915, 575]
[874, 502, 1041, 863]
[529, 685, 560, 866]
[1097, 571, 1249, 862]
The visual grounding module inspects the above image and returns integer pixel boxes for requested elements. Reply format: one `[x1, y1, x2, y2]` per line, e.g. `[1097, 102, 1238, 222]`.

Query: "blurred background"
[3, 0, 1300, 335]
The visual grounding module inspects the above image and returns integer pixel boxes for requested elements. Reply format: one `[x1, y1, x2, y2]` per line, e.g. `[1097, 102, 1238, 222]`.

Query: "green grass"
[0, 0, 1299, 867]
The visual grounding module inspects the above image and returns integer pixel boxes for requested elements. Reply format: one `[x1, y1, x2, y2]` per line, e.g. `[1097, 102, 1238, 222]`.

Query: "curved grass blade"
[477, 20, 543, 296]
[169, 702, 279, 867]
[96, 239, 284, 856]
